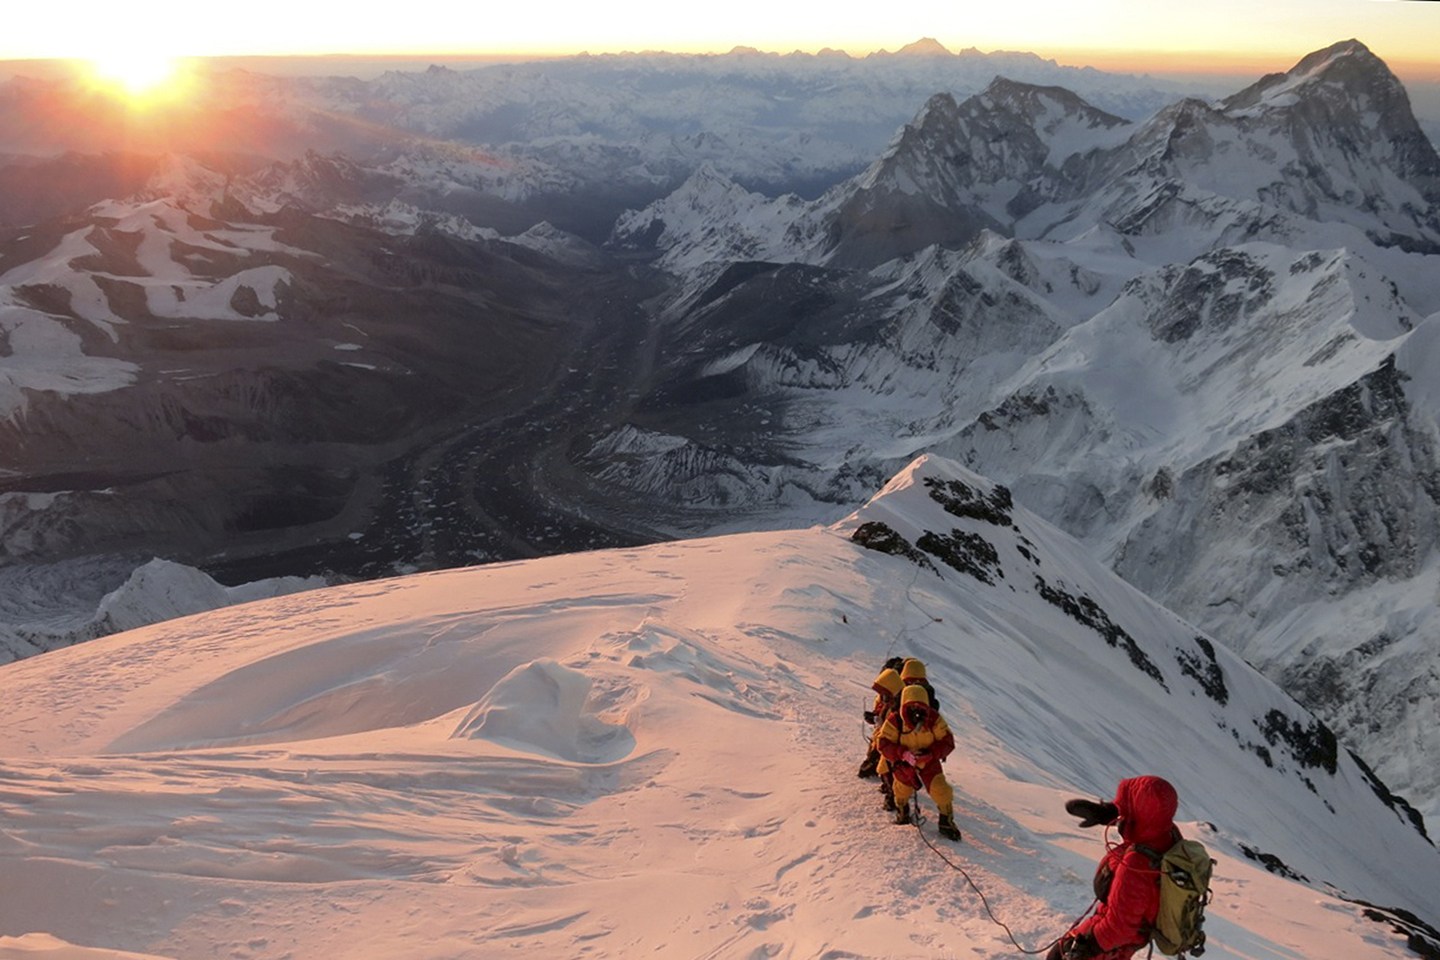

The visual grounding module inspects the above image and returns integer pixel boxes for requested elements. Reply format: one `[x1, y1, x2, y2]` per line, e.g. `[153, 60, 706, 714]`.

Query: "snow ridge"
[1, 453, 1435, 957]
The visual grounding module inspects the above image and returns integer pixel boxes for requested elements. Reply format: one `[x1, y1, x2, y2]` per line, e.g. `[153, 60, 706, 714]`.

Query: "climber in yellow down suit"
[876, 683, 962, 841]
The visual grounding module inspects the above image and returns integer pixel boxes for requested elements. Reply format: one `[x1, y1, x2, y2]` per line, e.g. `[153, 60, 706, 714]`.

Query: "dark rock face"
[916, 528, 1004, 584]
[1109, 350, 1440, 819]
[1144, 250, 1275, 343]
[1176, 636, 1229, 705]
[851, 521, 937, 573]
[1183, 356, 1432, 588]
[1117, 355, 1433, 599]
[1033, 574, 1167, 688]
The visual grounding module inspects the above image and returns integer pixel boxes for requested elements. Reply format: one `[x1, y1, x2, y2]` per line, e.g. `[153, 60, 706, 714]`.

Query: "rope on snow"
[906, 796, 1096, 957]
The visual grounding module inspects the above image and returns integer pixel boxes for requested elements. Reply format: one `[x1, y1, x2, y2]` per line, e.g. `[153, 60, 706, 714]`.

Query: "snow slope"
[0, 454, 1434, 959]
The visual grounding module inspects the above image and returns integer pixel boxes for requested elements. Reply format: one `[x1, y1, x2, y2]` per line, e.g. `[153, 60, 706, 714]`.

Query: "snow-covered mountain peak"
[1219, 36, 1432, 166]
[1277, 43, 1429, 141]
[1062, 43, 1440, 255]
[1223, 38, 1396, 113]
[976, 77, 1133, 171]
[979, 76, 1127, 130]
[843, 455, 1435, 854]
[867, 80, 1127, 183]
[881, 91, 964, 154]
[675, 160, 747, 198]
[608, 163, 826, 272]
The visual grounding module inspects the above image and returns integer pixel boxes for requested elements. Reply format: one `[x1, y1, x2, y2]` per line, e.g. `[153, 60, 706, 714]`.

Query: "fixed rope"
[906, 796, 1096, 957]
[863, 563, 934, 744]
[882, 561, 930, 661]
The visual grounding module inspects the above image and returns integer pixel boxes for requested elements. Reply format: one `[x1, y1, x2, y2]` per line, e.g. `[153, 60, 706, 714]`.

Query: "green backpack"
[1140, 838, 1215, 956]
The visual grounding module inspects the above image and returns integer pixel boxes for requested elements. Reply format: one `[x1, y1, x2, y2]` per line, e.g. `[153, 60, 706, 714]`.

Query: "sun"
[84, 52, 185, 102]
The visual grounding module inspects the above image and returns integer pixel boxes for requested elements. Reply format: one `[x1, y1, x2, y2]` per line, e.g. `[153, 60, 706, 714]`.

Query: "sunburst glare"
[84, 52, 186, 103]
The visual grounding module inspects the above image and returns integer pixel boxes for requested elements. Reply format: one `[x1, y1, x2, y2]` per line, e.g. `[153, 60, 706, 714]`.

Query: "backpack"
[1141, 838, 1215, 957]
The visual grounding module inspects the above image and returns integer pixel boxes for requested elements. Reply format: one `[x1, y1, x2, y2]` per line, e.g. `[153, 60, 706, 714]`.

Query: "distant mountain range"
[1, 39, 1439, 833]
[0, 41, 1223, 237]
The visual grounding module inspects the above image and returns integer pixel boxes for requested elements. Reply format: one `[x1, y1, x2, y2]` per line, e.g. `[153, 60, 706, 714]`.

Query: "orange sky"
[4, 1, 1437, 81]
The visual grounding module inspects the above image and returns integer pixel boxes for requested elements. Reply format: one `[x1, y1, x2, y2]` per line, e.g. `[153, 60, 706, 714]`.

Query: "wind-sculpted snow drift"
[0, 454, 1436, 958]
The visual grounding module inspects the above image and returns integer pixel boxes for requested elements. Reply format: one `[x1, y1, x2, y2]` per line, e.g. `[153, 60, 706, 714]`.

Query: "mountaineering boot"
[894, 803, 911, 826]
[882, 782, 896, 811]
[937, 813, 961, 842]
[857, 749, 879, 779]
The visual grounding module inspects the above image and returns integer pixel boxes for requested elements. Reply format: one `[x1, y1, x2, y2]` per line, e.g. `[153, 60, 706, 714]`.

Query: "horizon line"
[3, 41, 1438, 83]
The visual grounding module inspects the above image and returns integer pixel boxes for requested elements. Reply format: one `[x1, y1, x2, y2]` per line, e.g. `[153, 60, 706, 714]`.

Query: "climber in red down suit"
[1047, 775, 1182, 960]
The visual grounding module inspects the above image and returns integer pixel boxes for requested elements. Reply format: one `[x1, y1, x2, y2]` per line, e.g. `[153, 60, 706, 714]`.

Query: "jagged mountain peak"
[1213, 37, 1440, 203]
[607, 162, 821, 271]
[978, 76, 1126, 125]
[816, 75, 1142, 266]
[972, 78, 1132, 160]
[678, 160, 743, 193]
[1283, 37, 1387, 86]
[864, 79, 1123, 190]
[1223, 37, 1406, 113]
[1079, 39, 1440, 252]
[905, 91, 963, 133]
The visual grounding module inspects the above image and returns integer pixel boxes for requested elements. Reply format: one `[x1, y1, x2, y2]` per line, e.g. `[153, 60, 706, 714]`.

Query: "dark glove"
[863, 709, 876, 723]
[1065, 798, 1119, 828]
[1061, 933, 1100, 960]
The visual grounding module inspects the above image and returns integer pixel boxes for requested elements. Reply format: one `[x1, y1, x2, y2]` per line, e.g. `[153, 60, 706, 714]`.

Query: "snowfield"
[1, 455, 1434, 958]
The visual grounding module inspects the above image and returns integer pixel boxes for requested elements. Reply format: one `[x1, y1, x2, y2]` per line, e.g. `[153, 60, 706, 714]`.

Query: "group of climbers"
[856, 658, 1209, 959]
[857, 656, 961, 842]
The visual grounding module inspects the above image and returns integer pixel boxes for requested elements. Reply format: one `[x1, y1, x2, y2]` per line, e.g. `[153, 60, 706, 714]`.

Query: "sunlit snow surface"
[1, 455, 1433, 958]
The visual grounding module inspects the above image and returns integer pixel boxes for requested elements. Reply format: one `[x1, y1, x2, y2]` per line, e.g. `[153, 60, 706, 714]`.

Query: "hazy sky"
[5, 0, 1438, 78]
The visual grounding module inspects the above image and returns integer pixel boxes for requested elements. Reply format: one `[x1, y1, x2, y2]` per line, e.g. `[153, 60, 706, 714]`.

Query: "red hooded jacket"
[1073, 776, 1180, 957]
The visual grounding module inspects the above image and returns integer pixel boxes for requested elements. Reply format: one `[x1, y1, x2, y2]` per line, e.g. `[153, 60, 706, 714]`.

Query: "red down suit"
[1069, 775, 1181, 960]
